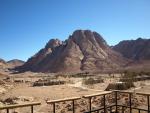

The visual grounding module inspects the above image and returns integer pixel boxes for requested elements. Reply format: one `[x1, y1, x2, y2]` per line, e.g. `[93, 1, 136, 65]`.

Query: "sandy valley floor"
[0, 72, 150, 113]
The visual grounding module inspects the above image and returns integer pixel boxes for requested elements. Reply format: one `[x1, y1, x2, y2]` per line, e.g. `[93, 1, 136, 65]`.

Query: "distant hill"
[18, 30, 127, 73]
[0, 58, 8, 74]
[0, 58, 7, 68]
[0, 58, 25, 72]
[0, 58, 6, 64]
[7, 59, 25, 68]
[113, 38, 150, 60]
[113, 38, 150, 72]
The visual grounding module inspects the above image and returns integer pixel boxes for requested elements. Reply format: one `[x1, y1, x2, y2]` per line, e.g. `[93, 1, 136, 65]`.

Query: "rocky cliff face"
[113, 38, 150, 60]
[18, 30, 127, 73]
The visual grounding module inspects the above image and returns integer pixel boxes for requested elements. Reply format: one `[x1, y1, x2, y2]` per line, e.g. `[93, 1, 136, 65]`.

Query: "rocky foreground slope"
[18, 30, 127, 73]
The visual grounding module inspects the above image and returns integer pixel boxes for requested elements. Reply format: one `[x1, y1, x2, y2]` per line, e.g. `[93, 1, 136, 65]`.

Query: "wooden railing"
[0, 102, 41, 113]
[0, 91, 150, 113]
[46, 91, 112, 113]
[85, 91, 150, 113]
[47, 96, 81, 113]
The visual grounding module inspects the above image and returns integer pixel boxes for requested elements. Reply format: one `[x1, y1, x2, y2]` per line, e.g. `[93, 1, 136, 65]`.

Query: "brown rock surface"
[0, 58, 6, 66]
[113, 38, 150, 60]
[0, 58, 7, 70]
[7, 59, 25, 68]
[18, 30, 127, 73]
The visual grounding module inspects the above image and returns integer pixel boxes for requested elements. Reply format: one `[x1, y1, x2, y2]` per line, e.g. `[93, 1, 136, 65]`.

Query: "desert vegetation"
[120, 71, 150, 82]
[33, 79, 66, 87]
[55, 72, 94, 78]
[82, 77, 104, 85]
[0, 71, 150, 113]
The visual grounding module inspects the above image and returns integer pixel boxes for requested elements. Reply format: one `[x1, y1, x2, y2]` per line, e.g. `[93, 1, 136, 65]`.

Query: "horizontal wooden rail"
[113, 90, 133, 94]
[0, 102, 41, 113]
[136, 92, 150, 96]
[0, 102, 41, 110]
[47, 91, 112, 104]
[46, 96, 81, 104]
[114, 90, 150, 96]
[83, 91, 112, 98]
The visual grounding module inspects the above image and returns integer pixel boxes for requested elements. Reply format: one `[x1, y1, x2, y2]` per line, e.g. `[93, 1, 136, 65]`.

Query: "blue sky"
[0, 0, 150, 61]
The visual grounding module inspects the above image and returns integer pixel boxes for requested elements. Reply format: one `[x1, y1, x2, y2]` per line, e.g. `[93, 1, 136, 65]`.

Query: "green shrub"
[120, 71, 137, 82]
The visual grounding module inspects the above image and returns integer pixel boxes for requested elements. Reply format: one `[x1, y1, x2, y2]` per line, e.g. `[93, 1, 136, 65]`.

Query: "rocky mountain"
[0, 58, 8, 74]
[7, 59, 25, 68]
[0, 58, 25, 70]
[18, 30, 127, 73]
[0, 58, 7, 68]
[0, 58, 6, 64]
[113, 38, 150, 60]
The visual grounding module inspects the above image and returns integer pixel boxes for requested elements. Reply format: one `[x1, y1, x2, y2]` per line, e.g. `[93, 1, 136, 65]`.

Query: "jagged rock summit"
[18, 30, 127, 73]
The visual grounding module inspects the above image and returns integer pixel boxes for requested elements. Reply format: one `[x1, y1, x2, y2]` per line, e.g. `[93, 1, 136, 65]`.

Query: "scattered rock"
[0, 87, 6, 94]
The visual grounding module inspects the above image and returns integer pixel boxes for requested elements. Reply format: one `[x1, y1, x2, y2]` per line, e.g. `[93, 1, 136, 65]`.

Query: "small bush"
[105, 82, 134, 91]
[120, 71, 137, 82]
[55, 72, 94, 78]
[120, 71, 150, 82]
[82, 77, 103, 85]
[33, 80, 65, 87]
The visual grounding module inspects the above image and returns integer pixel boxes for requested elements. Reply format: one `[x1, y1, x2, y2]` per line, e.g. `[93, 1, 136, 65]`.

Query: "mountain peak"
[18, 29, 126, 73]
[113, 38, 150, 60]
[45, 39, 62, 49]
[70, 30, 107, 49]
